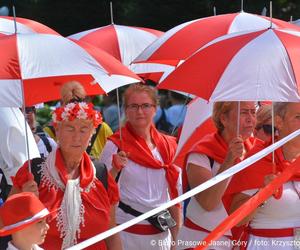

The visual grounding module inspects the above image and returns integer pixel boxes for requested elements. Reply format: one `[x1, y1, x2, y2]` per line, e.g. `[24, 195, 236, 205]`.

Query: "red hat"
[0, 192, 50, 236]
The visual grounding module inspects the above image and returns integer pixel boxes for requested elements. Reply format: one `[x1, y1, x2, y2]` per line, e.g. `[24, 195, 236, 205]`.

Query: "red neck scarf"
[109, 122, 179, 199]
[55, 149, 94, 189]
[224, 141, 300, 211]
[184, 132, 256, 166]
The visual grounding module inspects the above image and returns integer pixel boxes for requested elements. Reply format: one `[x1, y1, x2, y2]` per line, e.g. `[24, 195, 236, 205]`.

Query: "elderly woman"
[100, 83, 182, 250]
[177, 102, 257, 250]
[11, 81, 121, 250]
[226, 102, 300, 250]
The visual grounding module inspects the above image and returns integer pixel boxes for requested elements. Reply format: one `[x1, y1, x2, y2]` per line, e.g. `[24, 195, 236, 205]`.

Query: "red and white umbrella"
[174, 97, 215, 168]
[0, 33, 140, 107]
[132, 12, 300, 82]
[158, 27, 300, 102]
[0, 16, 59, 35]
[68, 24, 163, 66]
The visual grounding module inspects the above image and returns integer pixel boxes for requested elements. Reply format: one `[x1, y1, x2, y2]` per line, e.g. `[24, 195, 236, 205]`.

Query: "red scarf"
[109, 122, 179, 199]
[55, 149, 94, 188]
[195, 156, 300, 250]
[221, 141, 300, 245]
[185, 132, 255, 164]
[182, 132, 256, 191]
[223, 141, 300, 212]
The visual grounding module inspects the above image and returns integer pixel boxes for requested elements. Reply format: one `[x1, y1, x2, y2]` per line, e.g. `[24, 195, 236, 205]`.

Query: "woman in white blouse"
[100, 83, 182, 250]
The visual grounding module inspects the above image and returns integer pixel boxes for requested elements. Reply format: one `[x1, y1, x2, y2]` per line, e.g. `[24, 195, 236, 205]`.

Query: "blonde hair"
[274, 102, 289, 119]
[123, 83, 158, 106]
[256, 104, 272, 129]
[212, 102, 235, 132]
[60, 81, 86, 105]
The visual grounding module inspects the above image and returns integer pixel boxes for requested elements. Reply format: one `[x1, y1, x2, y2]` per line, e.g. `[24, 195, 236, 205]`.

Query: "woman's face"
[17, 218, 49, 245]
[55, 119, 94, 156]
[222, 102, 257, 140]
[277, 103, 300, 146]
[125, 91, 156, 129]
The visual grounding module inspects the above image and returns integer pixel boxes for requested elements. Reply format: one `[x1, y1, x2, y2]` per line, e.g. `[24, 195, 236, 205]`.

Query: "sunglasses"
[256, 124, 277, 135]
[25, 107, 36, 114]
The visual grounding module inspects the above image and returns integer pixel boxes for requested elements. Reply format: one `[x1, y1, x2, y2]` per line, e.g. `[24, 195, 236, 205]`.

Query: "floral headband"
[52, 102, 102, 128]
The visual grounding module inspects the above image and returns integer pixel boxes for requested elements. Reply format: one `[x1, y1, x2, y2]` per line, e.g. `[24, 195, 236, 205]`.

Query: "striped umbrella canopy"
[131, 12, 300, 82]
[0, 32, 140, 107]
[0, 16, 59, 35]
[69, 24, 163, 66]
[158, 27, 300, 102]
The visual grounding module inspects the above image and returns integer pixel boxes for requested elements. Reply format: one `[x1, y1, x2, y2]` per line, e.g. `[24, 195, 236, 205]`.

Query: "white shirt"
[100, 140, 182, 224]
[7, 241, 43, 250]
[243, 181, 300, 229]
[185, 153, 232, 235]
[0, 108, 40, 184]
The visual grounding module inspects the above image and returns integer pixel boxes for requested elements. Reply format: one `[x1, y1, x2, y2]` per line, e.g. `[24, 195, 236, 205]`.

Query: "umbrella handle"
[116, 88, 123, 150]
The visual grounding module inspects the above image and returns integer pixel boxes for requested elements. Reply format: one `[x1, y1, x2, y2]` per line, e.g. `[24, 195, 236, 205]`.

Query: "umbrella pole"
[116, 88, 123, 149]
[12, 5, 17, 33]
[269, 1, 273, 28]
[13, 5, 32, 172]
[213, 6, 217, 16]
[241, 0, 244, 12]
[20, 79, 32, 173]
[237, 101, 240, 137]
[271, 102, 276, 172]
[110, 2, 114, 24]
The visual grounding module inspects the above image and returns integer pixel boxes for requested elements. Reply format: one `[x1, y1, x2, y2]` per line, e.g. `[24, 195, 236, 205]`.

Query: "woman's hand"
[21, 173, 39, 197]
[112, 151, 128, 172]
[264, 173, 282, 198]
[223, 136, 245, 166]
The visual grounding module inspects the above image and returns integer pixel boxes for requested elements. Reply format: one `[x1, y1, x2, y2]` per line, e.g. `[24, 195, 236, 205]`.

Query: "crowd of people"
[0, 80, 299, 250]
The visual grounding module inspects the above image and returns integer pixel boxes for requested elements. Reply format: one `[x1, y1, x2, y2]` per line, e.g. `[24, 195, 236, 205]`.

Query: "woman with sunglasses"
[254, 104, 274, 142]
[226, 102, 300, 249]
[100, 83, 182, 250]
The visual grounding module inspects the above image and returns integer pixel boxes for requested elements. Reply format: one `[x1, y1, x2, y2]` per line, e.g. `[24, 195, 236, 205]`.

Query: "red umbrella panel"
[174, 97, 215, 169]
[0, 33, 140, 107]
[158, 28, 300, 102]
[131, 12, 300, 82]
[0, 16, 59, 35]
[68, 24, 163, 66]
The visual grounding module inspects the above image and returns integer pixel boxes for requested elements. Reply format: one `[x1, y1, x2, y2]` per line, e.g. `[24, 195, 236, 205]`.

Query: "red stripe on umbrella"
[158, 28, 300, 102]
[132, 12, 300, 82]
[0, 16, 59, 35]
[69, 24, 163, 66]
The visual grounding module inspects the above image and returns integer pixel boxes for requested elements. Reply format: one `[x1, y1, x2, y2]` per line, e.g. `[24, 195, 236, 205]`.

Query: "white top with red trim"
[100, 140, 182, 225]
[243, 181, 300, 229]
[185, 153, 232, 235]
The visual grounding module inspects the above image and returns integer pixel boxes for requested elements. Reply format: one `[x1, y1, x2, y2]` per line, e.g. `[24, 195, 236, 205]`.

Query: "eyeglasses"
[256, 124, 277, 135]
[126, 103, 155, 112]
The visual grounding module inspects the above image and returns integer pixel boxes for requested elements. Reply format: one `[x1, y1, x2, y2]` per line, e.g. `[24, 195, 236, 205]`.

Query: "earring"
[88, 141, 91, 146]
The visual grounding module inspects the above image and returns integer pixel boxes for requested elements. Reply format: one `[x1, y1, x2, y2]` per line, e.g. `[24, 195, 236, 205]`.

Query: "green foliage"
[36, 104, 53, 127]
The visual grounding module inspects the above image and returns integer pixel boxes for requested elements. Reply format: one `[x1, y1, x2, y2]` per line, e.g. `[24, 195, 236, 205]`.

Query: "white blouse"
[243, 181, 300, 229]
[185, 153, 232, 235]
[100, 140, 182, 225]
